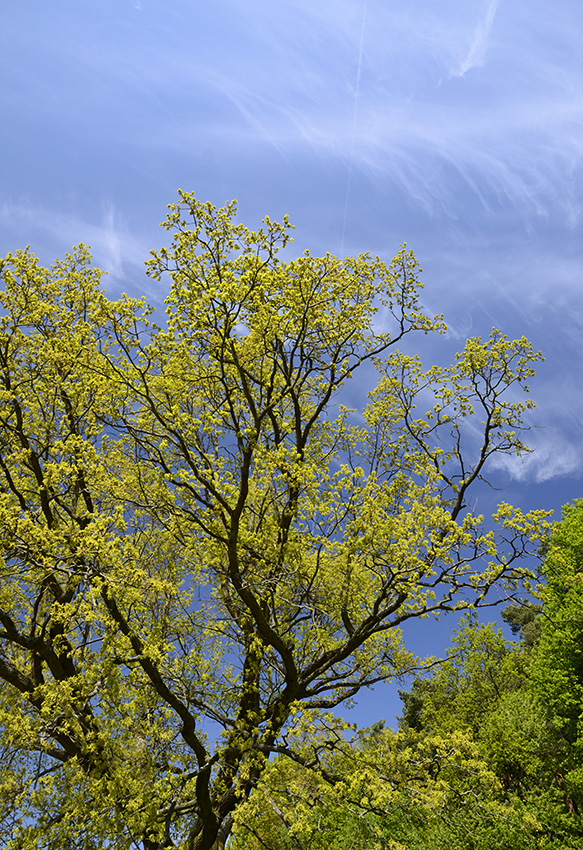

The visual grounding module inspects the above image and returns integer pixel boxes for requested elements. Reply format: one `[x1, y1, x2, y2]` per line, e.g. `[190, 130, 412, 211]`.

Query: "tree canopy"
[0, 193, 548, 849]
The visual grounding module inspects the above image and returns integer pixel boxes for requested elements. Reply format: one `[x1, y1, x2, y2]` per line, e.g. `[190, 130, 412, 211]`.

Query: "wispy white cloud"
[155, 1, 581, 233]
[450, 0, 498, 78]
[492, 428, 583, 483]
[100, 201, 126, 279]
[0, 199, 153, 291]
[11, 0, 578, 237]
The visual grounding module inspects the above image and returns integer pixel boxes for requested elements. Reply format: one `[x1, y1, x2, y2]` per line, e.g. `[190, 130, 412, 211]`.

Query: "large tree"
[0, 194, 547, 849]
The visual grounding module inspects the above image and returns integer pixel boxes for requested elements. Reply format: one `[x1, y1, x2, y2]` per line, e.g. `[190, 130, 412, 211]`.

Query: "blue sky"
[2, 0, 582, 724]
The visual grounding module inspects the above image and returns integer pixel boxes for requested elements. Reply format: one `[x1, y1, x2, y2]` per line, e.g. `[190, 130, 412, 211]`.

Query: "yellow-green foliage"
[0, 195, 549, 849]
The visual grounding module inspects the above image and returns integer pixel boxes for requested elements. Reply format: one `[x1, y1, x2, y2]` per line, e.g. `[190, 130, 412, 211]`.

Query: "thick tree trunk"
[189, 813, 233, 850]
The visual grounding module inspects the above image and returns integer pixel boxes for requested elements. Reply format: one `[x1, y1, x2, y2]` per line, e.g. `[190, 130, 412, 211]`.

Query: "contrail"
[340, 0, 367, 255]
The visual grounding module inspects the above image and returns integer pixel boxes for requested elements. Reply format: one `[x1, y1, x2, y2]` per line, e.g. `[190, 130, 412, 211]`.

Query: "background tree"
[233, 615, 583, 850]
[0, 194, 548, 849]
[530, 499, 583, 808]
[501, 602, 541, 649]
